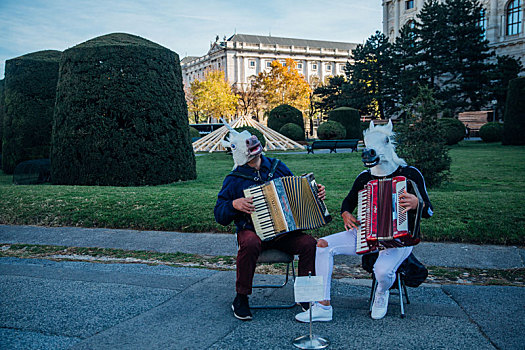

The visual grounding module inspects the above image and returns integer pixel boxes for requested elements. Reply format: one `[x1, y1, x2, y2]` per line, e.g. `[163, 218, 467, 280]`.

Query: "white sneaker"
[371, 290, 389, 320]
[295, 302, 333, 323]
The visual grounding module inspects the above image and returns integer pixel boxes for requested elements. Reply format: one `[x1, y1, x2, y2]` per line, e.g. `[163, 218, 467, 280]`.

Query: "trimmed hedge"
[267, 104, 304, 132]
[317, 121, 346, 140]
[0, 79, 4, 168]
[328, 107, 361, 139]
[2, 50, 61, 174]
[479, 122, 504, 142]
[503, 77, 525, 145]
[437, 118, 465, 145]
[189, 126, 201, 139]
[234, 126, 266, 148]
[279, 123, 305, 141]
[51, 33, 196, 186]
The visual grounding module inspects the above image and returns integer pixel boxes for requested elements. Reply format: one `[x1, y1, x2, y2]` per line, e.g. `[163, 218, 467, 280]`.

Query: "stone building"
[181, 34, 358, 88]
[382, 0, 524, 63]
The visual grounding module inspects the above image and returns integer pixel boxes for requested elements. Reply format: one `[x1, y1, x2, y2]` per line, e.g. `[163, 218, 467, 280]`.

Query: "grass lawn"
[0, 141, 524, 245]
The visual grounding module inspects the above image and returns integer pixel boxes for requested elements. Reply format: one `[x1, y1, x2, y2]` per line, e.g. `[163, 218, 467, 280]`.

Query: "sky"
[0, 0, 382, 79]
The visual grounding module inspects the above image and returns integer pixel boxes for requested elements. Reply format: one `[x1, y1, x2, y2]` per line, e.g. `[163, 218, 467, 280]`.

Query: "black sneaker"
[232, 294, 252, 321]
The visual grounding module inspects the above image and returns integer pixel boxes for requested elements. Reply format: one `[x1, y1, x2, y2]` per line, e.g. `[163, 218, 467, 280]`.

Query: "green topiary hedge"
[279, 123, 305, 141]
[2, 50, 61, 174]
[51, 33, 196, 186]
[189, 126, 201, 139]
[503, 77, 525, 145]
[437, 118, 465, 145]
[234, 126, 266, 148]
[0, 79, 4, 168]
[317, 121, 346, 140]
[479, 122, 504, 142]
[267, 104, 304, 132]
[328, 107, 361, 139]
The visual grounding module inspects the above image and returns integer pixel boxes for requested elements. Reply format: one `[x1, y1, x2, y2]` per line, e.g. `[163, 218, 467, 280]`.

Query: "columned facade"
[382, 0, 525, 63]
[181, 34, 358, 88]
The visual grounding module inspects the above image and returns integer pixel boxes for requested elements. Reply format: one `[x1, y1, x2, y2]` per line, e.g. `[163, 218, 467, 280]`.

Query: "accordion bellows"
[244, 173, 331, 241]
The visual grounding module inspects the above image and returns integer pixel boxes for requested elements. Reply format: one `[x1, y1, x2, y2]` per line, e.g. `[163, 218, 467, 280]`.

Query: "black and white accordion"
[356, 176, 424, 254]
[243, 173, 332, 241]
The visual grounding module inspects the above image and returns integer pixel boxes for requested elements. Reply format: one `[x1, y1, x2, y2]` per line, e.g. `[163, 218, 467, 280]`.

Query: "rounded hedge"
[479, 122, 504, 142]
[267, 104, 304, 132]
[279, 123, 305, 141]
[189, 126, 201, 139]
[328, 107, 361, 139]
[51, 33, 196, 186]
[317, 121, 346, 140]
[2, 50, 61, 174]
[503, 77, 525, 145]
[234, 126, 266, 148]
[437, 118, 465, 145]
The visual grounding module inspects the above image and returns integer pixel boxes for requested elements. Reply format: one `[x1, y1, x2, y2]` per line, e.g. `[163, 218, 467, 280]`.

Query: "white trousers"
[316, 229, 413, 300]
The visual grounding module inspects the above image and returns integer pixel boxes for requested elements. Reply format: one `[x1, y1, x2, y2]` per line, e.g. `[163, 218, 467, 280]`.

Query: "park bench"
[306, 139, 360, 154]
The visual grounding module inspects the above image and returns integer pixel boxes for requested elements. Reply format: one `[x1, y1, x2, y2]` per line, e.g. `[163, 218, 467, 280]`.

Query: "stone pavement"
[1, 224, 524, 349]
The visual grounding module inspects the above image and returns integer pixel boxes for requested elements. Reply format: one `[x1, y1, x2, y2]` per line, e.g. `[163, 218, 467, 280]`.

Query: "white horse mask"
[220, 120, 263, 169]
[362, 119, 406, 177]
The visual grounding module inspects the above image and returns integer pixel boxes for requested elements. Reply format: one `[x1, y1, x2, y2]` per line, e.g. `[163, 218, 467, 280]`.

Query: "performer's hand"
[317, 184, 326, 201]
[233, 197, 255, 214]
[399, 189, 418, 213]
[342, 211, 359, 231]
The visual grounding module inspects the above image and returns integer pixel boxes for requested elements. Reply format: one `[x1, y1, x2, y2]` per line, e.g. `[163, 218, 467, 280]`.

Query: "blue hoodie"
[214, 155, 293, 232]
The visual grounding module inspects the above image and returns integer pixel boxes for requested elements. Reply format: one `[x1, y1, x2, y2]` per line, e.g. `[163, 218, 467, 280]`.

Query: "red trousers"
[236, 229, 317, 295]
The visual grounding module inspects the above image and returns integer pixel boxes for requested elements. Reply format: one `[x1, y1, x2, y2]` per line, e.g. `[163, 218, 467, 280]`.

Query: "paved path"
[1, 225, 524, 269]
[1, 224, 524, 349]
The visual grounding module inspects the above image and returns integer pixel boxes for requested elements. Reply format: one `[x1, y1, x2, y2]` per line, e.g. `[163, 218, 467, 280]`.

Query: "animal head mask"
[220, 120, 263, 169]
[361, 119, 406, 177]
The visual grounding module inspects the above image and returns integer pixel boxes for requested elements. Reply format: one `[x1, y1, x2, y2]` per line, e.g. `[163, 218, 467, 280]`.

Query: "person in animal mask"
[295, 120, 433, 322]
[214, 124, 325, 321]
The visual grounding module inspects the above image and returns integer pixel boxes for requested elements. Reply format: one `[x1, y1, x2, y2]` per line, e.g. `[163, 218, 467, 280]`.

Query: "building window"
[478, 8, 487, 38]
[506, 0, 522, 36]
[406, 0, 414, 10]
[249, 60, 256, 68]
[297, 63, 303, 69]
[326, 64, 332, 71]
[312, 63, 318, 70]
[266, 61, 272, 68]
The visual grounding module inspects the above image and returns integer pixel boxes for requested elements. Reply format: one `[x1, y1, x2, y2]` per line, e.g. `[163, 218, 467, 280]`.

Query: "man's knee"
[238, 231, 262, 253]
[373, 264, 396, 281]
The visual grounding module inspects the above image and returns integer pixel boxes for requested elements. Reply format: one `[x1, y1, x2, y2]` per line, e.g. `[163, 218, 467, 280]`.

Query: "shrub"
[234, 126, 266, 148]
[503, 77, 525, 145]
[51, 33, 196, 186]
[437, 118, 465, 145]
[2, 50, 61, 174]
[279, 123, 305, 141]
[328, 107, 361, 139]
[0, 79, 4, 168]
[267, 104, 304, 132]
[479, 122, 504, 142]
[317, 121, 346, 140]
[396, 87, 450, 188]
[189, 126, 201, 139]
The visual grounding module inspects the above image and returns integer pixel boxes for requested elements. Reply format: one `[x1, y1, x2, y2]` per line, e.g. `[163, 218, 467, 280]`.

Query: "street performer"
[295, 120, 433, 322]
[214, 125, 325, 321]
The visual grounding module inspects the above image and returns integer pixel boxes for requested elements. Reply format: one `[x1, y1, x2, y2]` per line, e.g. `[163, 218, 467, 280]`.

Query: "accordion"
[356, 176, 424, 255]
[243, 173, 332, 241]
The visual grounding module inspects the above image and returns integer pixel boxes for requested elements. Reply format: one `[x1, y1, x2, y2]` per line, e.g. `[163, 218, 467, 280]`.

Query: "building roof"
[180, 56, 199, 64]
[227, 34, 357, 51]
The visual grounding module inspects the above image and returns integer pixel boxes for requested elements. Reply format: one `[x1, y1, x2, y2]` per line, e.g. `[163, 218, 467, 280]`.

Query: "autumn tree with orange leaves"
[255, 58, 311, 112]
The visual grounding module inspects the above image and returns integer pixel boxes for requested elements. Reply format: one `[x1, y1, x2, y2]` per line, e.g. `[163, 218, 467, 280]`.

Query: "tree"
[255, 58, 311, 111]
[488, 55, 524, 120]
[187, 70, 238, 123]
[339, 31, 395, 119]
[313, 75, 345, 116]
[232, 80, 264, 120]
[396, 86, 450, 187]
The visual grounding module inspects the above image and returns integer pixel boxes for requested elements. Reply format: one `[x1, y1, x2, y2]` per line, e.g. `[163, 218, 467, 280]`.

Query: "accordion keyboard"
[356, 188, 370, 254]
[244, 183, 287, 241]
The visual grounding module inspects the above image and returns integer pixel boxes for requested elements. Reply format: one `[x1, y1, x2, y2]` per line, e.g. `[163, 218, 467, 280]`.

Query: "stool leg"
[369, 275, 377, 315]
[402, 277, 410, 304]
[397, 272, 405, 318]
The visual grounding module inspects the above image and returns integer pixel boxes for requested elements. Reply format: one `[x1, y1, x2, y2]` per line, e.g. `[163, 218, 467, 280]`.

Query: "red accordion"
[356, 176, 423, 255]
